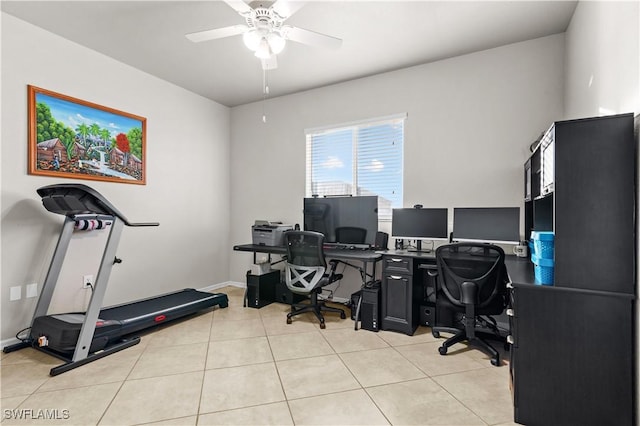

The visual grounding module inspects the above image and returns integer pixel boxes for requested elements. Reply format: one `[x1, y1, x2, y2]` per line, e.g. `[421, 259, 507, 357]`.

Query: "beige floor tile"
[145, 312, 213, 347]
[199, 363, 285, 413]
[288, 389, 389, 425]
[395, 341, 486, 377]
[261, 314, 318, 336]
[267, 331, 334, 361]
[0, 395, 29, 415]
[276, 354, 360, 400]
[197, 401, 293, 425]
[37, 346, 141, 392]
[138, 415, 197, 425]
[378, 326, 439, 346]
[339, 347, 425, 387]
[209, 318, 266, 341]
[100, 371, 203, 425]
[206, 337, 273, 369]
[322, 328, 389, 353]
[366, 378, 486, 425]
[129, 342, 207, 380]
[0, 363, 54, 398]
[433, 367, 514, 425]
[212, 305, 261, 321]
[256, 302, 293, 318]
[6, 382, 120, 425]
[0, 349, 60, 367]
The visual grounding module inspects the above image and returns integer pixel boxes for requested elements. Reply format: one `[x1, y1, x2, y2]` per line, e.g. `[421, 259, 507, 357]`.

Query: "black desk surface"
[381, 249, 536, 285]
[233, 243, 383, 261]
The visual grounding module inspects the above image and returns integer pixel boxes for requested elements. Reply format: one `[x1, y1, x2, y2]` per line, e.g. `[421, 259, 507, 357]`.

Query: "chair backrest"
[335, 226, 367, 244]
[436, 243, 507, 310]
[284, 231, 327, 293]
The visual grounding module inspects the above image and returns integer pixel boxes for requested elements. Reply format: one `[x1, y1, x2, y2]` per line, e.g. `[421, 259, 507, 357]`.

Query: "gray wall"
[229, 34, 565, 299]
[1, 14, 232, 341]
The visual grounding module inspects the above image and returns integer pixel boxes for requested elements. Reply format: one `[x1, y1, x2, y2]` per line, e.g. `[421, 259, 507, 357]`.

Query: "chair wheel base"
[438, 346, 447, 355]
[490, 357, 500, 366]
[340, 312, 346, 319]
[286, 317, 292, 324]
[320, 322, 326, 329]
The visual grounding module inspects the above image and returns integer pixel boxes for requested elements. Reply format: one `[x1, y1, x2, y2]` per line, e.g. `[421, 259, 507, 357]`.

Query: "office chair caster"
[432, 330, 441, 338]
[286, 317, 292, 324]
[340, 311, 346, 319]
[491, 356, 500, 366]
[320, 321, 326, 329]
[438, 346, 447, 355]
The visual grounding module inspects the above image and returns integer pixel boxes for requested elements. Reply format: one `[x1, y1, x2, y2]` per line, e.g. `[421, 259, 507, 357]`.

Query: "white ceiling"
[2, 1, 578, 107]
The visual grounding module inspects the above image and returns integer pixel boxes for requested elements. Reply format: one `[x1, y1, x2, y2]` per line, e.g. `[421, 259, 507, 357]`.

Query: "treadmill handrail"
[37, 183, 159, 227]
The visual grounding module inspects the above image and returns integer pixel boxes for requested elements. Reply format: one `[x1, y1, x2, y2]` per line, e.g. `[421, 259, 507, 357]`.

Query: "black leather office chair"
[431, 243, 508, 366]
[335, 226, 367, 244]
[284, 231, 347, 328]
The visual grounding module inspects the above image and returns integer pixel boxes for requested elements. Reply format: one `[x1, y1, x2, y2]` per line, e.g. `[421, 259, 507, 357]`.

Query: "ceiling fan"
[185, 0, 342, 70]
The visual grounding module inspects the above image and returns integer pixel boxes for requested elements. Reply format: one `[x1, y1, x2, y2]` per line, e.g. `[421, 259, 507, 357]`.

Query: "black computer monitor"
[391, 208, 448, 252]
[452, 207, 520, 244]
[303, 196, 378, 246]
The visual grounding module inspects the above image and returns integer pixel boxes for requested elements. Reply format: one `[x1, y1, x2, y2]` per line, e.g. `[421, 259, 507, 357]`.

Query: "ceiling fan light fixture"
[254, 38, 272, 59]
[267, 32, 285, 54]
[242, 30, 261, 51]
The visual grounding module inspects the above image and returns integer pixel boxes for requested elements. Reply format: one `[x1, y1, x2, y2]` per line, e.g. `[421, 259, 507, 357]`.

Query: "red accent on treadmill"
[154, 315, 166, 322]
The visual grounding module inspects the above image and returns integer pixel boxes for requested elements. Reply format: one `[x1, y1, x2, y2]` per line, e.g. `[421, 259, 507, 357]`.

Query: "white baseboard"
[198, 281, 245, 292]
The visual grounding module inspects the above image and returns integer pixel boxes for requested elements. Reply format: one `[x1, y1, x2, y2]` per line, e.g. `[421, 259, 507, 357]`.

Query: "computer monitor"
[452, 207, 520, 244]
[303, 196, 378, 246]
[391, 208, 448, 252]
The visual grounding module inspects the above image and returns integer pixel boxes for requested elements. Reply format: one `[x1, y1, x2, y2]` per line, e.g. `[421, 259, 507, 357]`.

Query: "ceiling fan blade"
[223, 0, 253, 15]
[185, 25, 248, 43]
[262, 55, 278, 70]
[282, 26, 342, 50]
[271, 0, 306, 19]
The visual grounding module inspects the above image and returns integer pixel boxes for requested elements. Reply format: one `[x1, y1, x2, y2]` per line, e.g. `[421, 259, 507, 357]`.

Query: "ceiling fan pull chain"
[262, 68, 268, 123]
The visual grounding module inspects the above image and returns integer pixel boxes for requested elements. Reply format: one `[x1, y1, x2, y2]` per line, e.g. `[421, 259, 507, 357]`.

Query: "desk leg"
[354, 296, 362, 331]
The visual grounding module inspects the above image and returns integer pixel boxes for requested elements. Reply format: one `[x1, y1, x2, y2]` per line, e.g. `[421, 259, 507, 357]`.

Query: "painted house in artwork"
[128, 154, 142, 171]
[110, 147, 124, 165]
[73, 142, 86, 159]
[37, 138, 68, 162]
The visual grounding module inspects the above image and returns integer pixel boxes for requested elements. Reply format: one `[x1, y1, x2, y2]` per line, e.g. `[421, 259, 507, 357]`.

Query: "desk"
[380, 249, 532, 335]
[233, 244, 382, 280]
[233, 244, 383, 319]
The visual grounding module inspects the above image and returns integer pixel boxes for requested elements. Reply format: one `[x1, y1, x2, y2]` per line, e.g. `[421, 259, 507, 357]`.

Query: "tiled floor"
[1, 286, 518, 425]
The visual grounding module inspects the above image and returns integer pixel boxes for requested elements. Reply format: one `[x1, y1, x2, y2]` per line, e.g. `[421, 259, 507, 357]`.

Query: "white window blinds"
[305, 114, 405, 220]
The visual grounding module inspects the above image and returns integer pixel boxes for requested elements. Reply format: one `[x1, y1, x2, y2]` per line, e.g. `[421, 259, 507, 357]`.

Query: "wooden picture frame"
[28, 85, 147, 185]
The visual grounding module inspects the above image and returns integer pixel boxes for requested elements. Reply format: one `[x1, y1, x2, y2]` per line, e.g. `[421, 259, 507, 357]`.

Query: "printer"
[252, 220, 293, 246]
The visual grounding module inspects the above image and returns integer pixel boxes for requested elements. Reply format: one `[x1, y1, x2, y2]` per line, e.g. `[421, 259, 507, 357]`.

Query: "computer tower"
[245, 270, 278, 308]
[360, 281, 381, 331]
[274, 279, 306, 305]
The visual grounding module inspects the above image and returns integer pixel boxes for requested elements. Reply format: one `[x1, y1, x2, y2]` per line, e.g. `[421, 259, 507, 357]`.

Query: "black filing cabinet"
[381, 254, 422, 335]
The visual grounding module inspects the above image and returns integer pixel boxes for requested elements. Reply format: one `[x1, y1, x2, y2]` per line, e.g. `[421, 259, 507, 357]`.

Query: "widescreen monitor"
[452, 207, 520, 244]
[391, 208, 448, 240]
[303, 196, 378, 246]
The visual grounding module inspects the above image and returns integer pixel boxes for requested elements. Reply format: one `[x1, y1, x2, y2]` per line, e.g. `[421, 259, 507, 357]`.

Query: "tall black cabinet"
[511, 113, 636, 426]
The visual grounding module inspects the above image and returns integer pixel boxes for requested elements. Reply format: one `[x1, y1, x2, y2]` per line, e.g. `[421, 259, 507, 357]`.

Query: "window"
[305, 113, 405, 220]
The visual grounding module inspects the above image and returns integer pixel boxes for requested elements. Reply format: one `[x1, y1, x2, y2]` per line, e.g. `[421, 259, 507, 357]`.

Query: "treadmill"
[3, 183, 228, 375]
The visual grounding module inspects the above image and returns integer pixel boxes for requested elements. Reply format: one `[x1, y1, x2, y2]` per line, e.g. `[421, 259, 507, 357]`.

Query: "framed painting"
[28, 85, 147, 185]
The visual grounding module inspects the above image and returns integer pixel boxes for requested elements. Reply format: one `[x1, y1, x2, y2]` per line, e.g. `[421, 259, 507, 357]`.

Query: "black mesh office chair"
[335, 226, 367, 244]
[284, 231, 347, 328]
[431, 243, 509, 366]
